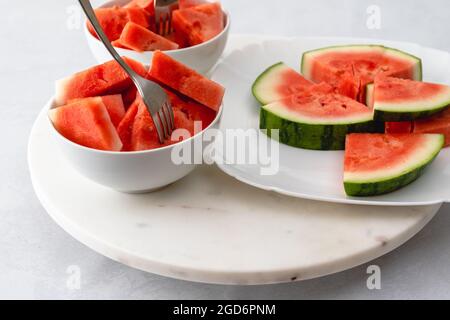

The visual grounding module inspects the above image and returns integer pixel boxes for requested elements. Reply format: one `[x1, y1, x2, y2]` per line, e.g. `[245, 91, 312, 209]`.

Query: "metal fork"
[154, 0, 179, 36]
[78, 0, 174, 144]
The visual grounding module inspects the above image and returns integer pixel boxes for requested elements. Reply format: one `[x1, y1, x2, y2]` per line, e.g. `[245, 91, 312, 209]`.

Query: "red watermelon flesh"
[117, 97, 140, 151]
[344, 133, 431, 174]
[166, 90, 217, 132]
[125, 0, 155, 16]
[179, 0, 207, 9]
[172, 2, 224, 46]
[414, 108, 450, 147]
[302, 46, 421, 102]
[49, 98, 122, 151]
[115, 22, 179, 52]
[385, 121, 413, 134]
[124, 90, 216, 151]
[68, 95, 125, 128]
[121, 86, 138, 109]
[55, 57, 147, 106]
[148, 51, 225, 111]
[87, 6, 150, 41]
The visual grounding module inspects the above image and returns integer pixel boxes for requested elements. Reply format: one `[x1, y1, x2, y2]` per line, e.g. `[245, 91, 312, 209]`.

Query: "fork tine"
[161, 104, 173, 137]
[167, 11, 172, 34]
[164, 102, 175, 130]
[153, 112, 165, 144]
[158, 110, 170, 139]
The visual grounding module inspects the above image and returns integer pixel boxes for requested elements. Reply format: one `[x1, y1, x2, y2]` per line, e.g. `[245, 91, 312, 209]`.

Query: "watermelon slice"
[414, 108, 450, 147]
[344, 133, 443, 196]
[252, 62, 313, 105]
[301, 45, 422, 101]
[368, 76, 450, 121]
[260, 88, 384, 150]
[49, 98, 123, 151]
[125, 0, 155, 16]
[148, 51, 225, 111]
[179, 0, 207, 9]
[172, 2, 224, 46]
[87, 6, 150, 41]
[55, 57, 147, 106]
[114, 22, 179, 52]
[68, 95, 125, 128]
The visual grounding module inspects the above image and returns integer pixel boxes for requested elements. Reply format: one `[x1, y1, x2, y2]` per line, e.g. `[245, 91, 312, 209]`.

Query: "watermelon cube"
[179, 0, 207, 9]
[117, 97, 141, 151]
[172, 2, 224, 46]
[49, 98, 123, 151]
[55, 57, 147, 106]
[119, 90, 217, 151]
[114, 22, 179, 52]
[87, 6, 150, 41]
[68, 95, 126, 128]
[125, 0, 155, 16]
[148, 51, 224, 111]
[131, 98, 167, 151]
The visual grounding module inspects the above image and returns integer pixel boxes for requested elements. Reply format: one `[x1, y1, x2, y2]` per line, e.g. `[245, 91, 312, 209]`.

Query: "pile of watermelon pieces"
[50, 51, 224, 152]
[252, 44, 450, 197]
[87, 0, 225, 52]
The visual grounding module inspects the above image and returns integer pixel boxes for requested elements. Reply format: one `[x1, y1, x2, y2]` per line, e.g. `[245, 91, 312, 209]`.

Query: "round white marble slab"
[28, 103, 441, 285]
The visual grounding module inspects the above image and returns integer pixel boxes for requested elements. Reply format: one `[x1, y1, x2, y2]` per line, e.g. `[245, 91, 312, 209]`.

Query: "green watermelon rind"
[300, 44, 423, 85]
[252, 62, 302, 106]
[344, 134, 444, 197]
[367, 84, 450, 122]
[260, 107, 384, 150]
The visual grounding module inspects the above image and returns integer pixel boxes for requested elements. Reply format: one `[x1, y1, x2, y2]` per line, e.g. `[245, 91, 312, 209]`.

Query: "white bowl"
[47, 98, 223, 193]
[84, 0, 230, 74]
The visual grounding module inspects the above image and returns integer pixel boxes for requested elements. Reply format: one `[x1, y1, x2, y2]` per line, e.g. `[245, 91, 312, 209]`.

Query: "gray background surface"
[1, 0, 450, 299]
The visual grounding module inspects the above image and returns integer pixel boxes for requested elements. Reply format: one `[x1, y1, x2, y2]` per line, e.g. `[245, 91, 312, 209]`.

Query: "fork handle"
[78, 0, 139, 80]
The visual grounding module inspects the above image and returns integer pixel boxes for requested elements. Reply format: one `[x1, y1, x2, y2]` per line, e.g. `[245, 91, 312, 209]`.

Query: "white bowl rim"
[84, 0, 231, 54]
[47, 96, 224, 156]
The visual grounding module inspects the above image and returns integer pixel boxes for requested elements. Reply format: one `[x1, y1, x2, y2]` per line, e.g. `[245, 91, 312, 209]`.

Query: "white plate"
[29, 36, 441, 284]
[211, 35, 450, 206]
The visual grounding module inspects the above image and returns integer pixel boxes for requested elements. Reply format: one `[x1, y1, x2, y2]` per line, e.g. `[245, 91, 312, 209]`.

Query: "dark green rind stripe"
[374, 104, 450, 122]
[344, 138, 444, 197]
[251, 62, 284, 106]
[260, 108, 384, 150]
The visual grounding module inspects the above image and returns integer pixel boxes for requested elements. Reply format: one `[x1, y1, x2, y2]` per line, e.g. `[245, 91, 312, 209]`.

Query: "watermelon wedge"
[55, 57, 147, 106]
[260, 88, 384, 150]
[301, 45, 422, 102]
[113, 22, 179, 52]
[87, 6, 150, 41]
[68, 95, 125, 128]
[252, 62, 313, 105]
[172, 2, 224, 46]
[148, 51, 225, 111]
[344, 133, 443, 196]
[49, 98, 123, 151]
[368, 76, 450, 121]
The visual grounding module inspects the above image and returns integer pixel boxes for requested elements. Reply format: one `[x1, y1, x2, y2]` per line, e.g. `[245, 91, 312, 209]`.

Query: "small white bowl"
[47, 98, 223, 193]
[84, 0, 230, 74]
